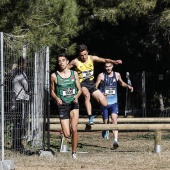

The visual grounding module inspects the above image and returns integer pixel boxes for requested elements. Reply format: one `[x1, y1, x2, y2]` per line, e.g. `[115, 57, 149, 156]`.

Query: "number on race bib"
[105, 88, 115, 95]
[82, 70, 93, 78]
[63, 88, 75, 97]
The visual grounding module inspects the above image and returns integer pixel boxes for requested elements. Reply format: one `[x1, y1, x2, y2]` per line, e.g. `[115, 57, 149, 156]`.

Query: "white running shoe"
[72, 153, 77, 159]
[102, 130, 109, 139]
[88, 115, 96, 125]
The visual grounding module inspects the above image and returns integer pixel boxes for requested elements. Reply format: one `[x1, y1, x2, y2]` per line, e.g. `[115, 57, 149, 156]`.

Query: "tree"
[0, 0, 80, 70]
[76, 0, 170, 113]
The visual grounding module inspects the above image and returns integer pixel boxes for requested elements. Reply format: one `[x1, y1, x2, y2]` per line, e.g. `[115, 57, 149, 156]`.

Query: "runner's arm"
[117, 73, 133, 92]
[73, 71, 82, 103]
[91, 55, 122, 65]
[50, 73, 62, 105]
[95, 73, 103, 88]
[67, 58, 77, 69]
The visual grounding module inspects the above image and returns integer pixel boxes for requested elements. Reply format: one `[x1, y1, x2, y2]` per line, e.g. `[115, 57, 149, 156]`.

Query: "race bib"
[63, 88, 75, 97]
[105, 87, 115, 95]
[82, 70, 93, 79]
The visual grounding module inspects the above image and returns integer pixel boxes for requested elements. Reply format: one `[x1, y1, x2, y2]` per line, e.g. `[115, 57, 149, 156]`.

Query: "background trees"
[0, 0, 79, 70]
[75, 0, 170, 114]
[76, 0, 170, 70]
[0, 0, 170, 115]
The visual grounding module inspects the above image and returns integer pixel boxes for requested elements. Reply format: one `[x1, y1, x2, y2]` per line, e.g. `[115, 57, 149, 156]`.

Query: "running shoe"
[88, 115, 95, 125]
[102, 130, 109, 139]
[113, 141, 119, 149]
[72, 153, 77, 159]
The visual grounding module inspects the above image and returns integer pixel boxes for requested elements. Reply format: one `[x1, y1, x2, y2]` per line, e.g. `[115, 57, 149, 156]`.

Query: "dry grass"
[6, 131, 170, 170]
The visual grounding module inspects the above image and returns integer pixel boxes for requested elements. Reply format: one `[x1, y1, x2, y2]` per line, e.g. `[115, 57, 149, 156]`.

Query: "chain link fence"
[0, 32, 50, 168]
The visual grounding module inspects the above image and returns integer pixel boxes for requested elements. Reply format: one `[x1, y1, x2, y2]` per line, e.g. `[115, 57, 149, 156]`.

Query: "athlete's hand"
[114, 60, 122, 65]
[56, 99, 62, 105]
[73, 96, 78, 104]
[128, 85, 134, 92]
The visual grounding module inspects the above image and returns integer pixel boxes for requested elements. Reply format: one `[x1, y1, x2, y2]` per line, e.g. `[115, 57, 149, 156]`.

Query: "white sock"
[114, 139, 118, 143]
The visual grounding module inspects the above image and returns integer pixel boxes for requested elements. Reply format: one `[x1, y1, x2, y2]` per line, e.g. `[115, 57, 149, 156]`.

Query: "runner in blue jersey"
[95, 62, 133, 149]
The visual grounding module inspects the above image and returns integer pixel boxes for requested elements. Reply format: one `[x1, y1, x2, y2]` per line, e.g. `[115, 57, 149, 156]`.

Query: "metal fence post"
[45, 46, 50, 151]
[0, 32, 15, 170]
[0, 32, 4, 162]
[142, 71, 146, 117]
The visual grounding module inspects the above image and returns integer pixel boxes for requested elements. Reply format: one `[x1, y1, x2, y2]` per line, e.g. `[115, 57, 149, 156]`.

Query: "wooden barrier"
[155, 130, 161, 153]
[50, 117, 170, 124]
[50, 123, 170, 131]
[50, 118, 170, 153]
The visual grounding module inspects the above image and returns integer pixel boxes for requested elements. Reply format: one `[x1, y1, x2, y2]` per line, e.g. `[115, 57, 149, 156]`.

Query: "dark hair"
[17, 56, 28, 66]
[57, 53, 68, 60]
[78, 44, 88, 52]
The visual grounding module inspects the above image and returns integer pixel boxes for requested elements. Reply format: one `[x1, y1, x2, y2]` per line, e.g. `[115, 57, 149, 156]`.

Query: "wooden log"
[154, 130, 162, 153]
[50, 123, 170, 131]
[49, 117, 170, 124]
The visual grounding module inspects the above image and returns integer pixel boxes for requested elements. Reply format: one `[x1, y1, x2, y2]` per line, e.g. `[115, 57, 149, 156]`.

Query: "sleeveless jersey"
[100, 72, 118, 105]
[55, 70, 77, 103]
[75, 55, 94, 82]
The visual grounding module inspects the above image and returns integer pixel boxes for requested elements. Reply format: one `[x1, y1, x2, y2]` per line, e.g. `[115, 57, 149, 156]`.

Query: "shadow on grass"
[77, 142, 109, 150]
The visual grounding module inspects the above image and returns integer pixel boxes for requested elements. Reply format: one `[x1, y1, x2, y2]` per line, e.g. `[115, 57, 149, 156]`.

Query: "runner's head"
[57, 53, 69, 70]
[78, 44, 89, 62]
[105, 62, 113, 74]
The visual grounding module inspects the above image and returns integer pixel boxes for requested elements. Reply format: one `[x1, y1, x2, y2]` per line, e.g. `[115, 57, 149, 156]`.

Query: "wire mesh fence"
[121, 71, 170, 117]
[0, 32, 49, 165]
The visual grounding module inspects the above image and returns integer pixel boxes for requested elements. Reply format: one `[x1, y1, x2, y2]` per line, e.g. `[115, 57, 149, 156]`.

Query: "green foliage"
[5, 121, 12, 142]
[1, 0, 170, 72]
[117, 0, 156, 18]
[78, 0, 156, 25]
[162, 133, 170, 140]
[159, 9, 170, 29]
[0, 0, 79, 53]
[0, 0, 80, 70]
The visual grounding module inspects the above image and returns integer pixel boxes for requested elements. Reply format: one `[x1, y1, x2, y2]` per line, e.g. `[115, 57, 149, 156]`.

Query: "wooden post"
[60, 135, 69, 152]
[154, 130, 161, 153]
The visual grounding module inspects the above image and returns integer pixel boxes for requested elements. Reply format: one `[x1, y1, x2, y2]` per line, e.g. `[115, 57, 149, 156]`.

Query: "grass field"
[6, 130, 170, 170]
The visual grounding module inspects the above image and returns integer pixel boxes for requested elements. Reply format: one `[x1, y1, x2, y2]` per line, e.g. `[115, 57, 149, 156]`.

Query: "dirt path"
[7, 131, 170, 170]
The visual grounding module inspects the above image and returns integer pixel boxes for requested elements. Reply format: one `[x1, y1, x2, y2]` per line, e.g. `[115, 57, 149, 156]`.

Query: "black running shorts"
[57, 101, 79, 119]
[81, 79, 98, 94]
